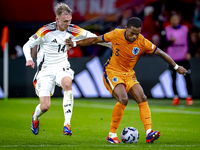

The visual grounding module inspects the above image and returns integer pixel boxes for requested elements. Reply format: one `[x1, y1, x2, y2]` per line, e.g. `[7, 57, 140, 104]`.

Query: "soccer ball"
[121, 127, 139, 143]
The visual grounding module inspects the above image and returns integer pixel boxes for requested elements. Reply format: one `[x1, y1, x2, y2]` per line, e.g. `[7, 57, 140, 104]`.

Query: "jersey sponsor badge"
[112, 77, 118, 83]
[132, 47, 140, 55]
[32, 34, 38, 40]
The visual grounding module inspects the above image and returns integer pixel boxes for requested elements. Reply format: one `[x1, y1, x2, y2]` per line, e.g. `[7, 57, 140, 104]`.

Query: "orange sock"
[110, 102, 126, 133]
[139, 101, 152, 131]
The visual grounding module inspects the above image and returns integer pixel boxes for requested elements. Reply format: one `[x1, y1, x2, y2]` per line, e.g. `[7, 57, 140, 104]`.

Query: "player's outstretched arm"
[65, 36, 104, 49]
[23, 41, 35, 69]
[154, 48, 187, 75]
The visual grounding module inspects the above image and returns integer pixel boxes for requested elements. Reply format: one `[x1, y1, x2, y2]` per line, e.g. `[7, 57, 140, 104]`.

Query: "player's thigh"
[39, 96, 51, 111]
[35, 70, 55, 97]
[103, 71, 124, 95]
[56, 67, 74, 88]
[112, 83, 128, 105]
[128, 83, 147, 104]
[103, 72, 128, 105]
[125, 75, 139, 93]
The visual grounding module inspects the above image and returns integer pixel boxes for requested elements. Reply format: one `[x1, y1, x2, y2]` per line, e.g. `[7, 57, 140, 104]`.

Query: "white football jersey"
[23, 22, 111, 67]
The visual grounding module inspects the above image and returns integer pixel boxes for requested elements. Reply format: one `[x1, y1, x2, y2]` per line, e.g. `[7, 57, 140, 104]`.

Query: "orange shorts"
[103, 69, 139, 95]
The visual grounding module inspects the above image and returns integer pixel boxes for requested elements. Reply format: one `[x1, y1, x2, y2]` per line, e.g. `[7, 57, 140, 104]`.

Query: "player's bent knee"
[62, 82, 72, 91]
[63, 83, 71, 90]
[120, 97, 128, 106]
[61, 77, 72, 90]
[142, 94, 147, 102]
[41, 104, 50, 112]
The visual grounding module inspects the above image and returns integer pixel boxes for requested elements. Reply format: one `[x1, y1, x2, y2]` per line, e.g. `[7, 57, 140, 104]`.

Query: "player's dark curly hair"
[127, 17, 142, 28]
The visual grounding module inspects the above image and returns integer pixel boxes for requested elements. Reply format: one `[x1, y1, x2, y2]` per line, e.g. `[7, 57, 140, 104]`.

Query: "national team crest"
[132, 47, 140, 55]
[112, 77, 118, 83]
[32, 34, 38, 40]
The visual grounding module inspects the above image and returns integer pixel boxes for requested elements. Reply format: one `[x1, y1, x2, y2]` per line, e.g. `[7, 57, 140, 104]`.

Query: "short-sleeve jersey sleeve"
[102, 29, 117, 42]
[143, 38, 157, 54]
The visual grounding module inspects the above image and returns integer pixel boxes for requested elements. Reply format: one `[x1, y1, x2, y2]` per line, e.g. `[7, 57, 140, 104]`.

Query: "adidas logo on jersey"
[51, 39, 57, 43]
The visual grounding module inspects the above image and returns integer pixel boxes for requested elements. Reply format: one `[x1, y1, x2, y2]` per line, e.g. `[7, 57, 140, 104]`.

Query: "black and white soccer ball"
[121, 127, 139, 143]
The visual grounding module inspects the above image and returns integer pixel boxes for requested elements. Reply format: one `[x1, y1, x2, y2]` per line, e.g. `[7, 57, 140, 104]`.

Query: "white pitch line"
[0, 145, 78, 148]
[75, 103, 200, 115]
[148, 144, 200, 147]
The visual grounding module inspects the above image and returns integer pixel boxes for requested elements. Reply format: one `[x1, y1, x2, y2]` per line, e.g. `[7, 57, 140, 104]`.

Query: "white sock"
[63, 90, 74, 126]
[146, 129, 152, 136]
[109, 132, 117, 138]
[33, 104, 43, 121]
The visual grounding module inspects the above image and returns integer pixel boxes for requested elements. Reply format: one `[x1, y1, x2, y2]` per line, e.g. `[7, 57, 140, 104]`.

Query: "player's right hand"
[26, 60, 35, 69]
[65, 37, 73, 50]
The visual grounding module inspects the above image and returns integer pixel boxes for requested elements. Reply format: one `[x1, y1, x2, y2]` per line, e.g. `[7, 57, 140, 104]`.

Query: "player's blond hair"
[55, 3, 72, 16]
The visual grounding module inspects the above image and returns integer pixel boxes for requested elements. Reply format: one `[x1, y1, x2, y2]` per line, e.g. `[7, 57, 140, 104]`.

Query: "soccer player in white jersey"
[23, 3, 111, 135]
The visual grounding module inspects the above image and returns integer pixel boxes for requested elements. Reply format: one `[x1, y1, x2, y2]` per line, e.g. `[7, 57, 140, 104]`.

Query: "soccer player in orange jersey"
[65, 17, 187, 144]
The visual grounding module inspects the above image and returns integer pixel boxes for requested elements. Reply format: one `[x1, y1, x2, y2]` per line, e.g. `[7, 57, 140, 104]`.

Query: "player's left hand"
[177, 66, 187, 76]
[65, 37, 73, 50]
[26, 60, 35, 69]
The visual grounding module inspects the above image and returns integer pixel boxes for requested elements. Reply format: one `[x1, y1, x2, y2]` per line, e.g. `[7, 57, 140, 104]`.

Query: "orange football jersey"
[102, 28, 157, 72]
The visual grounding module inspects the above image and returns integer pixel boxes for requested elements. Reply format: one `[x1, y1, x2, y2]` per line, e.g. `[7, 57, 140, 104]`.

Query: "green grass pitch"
[0, 98, 200, 150]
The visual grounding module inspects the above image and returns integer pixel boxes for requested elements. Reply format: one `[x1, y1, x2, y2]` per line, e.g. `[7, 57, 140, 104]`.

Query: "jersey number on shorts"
[58, 44, 66, 52]
[115, 48, 120, 56]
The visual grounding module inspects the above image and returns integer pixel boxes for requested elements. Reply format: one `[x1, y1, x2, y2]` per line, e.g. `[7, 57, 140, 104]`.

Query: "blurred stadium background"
[0, 0, 200, 99]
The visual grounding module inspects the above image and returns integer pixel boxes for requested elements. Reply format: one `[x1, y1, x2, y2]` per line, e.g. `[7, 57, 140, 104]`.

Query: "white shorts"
[33, 64, 74, 97]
